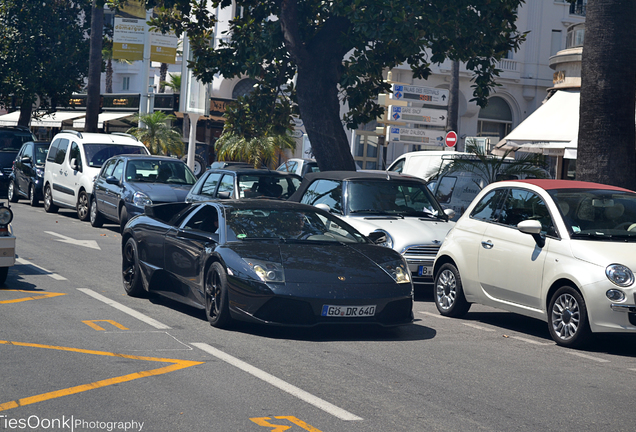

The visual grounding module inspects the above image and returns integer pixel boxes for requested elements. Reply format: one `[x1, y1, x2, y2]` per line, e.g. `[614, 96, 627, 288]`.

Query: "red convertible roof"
[511, 179, 634, 193]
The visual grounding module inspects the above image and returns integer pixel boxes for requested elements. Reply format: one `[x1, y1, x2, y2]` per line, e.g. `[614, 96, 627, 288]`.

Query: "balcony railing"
[497, 59, 518, 72]
[569, 2, 586, 16]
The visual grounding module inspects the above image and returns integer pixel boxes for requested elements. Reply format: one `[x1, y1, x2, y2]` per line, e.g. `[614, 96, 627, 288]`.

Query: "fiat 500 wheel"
[434, 263, 471, 317]
[548, 286, 592, 348]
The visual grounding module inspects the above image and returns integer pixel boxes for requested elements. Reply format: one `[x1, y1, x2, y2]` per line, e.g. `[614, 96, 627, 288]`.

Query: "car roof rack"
[111, 132, 138, 141]
[60, 129, 83, 139]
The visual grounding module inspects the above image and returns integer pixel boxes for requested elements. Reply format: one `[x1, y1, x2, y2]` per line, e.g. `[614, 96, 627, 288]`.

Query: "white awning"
[495, 90, 579, 159]
[72, 112, 135, 129]
[0, 110, 86, 127]
[0, 111, 21, 126]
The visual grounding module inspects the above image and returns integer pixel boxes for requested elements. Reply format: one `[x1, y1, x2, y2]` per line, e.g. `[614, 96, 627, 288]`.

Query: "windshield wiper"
[349, 209, 404, 218]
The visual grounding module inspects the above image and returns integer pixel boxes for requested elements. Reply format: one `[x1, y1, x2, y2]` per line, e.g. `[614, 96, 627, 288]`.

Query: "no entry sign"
[445, 131, 458, 147]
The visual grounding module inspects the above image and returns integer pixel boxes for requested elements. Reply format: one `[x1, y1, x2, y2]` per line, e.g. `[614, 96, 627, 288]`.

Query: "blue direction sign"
[389, 106, 447, 127]
[389, 84, 449, 106]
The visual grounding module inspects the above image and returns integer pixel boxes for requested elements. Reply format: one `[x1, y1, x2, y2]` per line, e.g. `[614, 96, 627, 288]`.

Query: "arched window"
[478, 96, 512, 142]
[232, 78, 258, 99]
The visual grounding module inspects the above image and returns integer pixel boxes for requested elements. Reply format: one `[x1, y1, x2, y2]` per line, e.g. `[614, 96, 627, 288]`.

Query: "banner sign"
[150, 30, 179, 64]
[113, 17, 144, 61]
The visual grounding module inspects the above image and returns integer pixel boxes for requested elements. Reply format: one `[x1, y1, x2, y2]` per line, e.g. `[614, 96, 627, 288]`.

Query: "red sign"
[445, 131, 458, 147]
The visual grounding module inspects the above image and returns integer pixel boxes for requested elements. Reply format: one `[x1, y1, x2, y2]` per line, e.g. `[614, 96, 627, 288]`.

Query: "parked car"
[0, 201, 15, 284]
[387, 150, 467, 181]
[43, 130, 149, 220]
[288, 171, 455, 290]
[122, 200, 413, 328]
[0, 126, 37, 197]
[433, 179, 636, 348]
[276, 158, 320, 178]
[185, 166, 302, 202]
[8, 141, 50, 206]
[90, 155, 197, 232]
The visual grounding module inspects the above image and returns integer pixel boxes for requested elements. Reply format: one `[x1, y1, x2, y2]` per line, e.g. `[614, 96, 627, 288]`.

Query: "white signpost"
[389, 84, 449, 106]
[388, 106, 447, 127]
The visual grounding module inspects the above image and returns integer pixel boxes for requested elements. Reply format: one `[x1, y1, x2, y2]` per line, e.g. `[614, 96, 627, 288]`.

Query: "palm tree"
[101, 39, 132, 93]
[438, 139, 549, 188]
[127, 111, 184, 156]
[161, 73, 181, 94]
[215, 132, 296, 169]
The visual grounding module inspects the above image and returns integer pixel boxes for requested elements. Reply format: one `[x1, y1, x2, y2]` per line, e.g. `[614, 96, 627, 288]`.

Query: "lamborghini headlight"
[380, 259, 411, 284]
[243, 258, 285, 283]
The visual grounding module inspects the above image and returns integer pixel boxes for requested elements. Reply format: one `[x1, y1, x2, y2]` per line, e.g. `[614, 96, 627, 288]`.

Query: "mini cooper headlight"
[606, 264, 634, 287]
[0, 206, 13, 225]
[133, 191, 152, 208]
[379, 259, 411, 284]
[243, 259, 285, 283]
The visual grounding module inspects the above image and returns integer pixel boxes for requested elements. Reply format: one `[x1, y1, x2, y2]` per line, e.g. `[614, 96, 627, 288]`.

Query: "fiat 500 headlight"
[243, 259, 285, 283]
[379, 259, 411, 284]
[606, 264, 634, 287]
[133, 191, 152, 208]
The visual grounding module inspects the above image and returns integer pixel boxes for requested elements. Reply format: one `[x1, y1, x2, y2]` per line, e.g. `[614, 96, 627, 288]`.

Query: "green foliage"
[215, 131, 296, 170]
[147, 0, 526, 128]
[161, 73, 182, 93]
[440, 139, 549, 187]
[127, 111, 185, 156]
[0, 0, 92, 112]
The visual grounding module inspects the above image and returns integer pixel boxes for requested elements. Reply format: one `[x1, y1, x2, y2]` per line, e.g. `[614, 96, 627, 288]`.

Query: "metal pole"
[138, 8, 152, 128]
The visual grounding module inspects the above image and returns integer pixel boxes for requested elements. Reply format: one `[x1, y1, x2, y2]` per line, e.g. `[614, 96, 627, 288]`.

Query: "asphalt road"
[2, 201, 636, 432]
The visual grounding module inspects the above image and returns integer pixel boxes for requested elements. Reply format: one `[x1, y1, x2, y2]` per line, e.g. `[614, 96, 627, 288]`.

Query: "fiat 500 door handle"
[481, 240, 494, 249]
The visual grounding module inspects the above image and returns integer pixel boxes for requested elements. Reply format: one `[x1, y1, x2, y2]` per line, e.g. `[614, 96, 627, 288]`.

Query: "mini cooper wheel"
[43, 185, 58, 213]
[77, 190, 90, 221]
[205, 262, 232, 328]
[434, 263, 471, 317]
[29, 184, 38, 207]
[122, 237, 144, 297]
[90, 197, 104, 227]
[548, 286, 592, 348]
[8, 181, 19, 203]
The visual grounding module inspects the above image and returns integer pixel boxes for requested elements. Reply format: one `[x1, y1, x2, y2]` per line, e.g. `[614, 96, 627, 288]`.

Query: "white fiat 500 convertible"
[433, 179, 636, 348]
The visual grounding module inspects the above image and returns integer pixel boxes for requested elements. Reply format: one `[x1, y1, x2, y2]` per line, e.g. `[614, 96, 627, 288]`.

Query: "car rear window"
[83, 144, 149, 168]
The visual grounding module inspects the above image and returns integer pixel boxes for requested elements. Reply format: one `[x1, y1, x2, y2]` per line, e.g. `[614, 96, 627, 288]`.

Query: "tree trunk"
[17, 98, 33, 127]
[105, 59, 113, 93]
[85, 0, 104, 132]
[159, 63, 168, 93]
[577, 0, 636, 189]
[296, 59, 356, 171]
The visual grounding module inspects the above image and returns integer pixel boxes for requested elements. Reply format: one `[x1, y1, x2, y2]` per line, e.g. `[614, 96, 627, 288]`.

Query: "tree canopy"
[148, 0, 526, 171]
[0, 0, 92, 125]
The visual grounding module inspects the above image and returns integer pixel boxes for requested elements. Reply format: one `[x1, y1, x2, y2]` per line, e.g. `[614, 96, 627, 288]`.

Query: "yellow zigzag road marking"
[0, 340, 204, 412]
[0, 290, 66, 304]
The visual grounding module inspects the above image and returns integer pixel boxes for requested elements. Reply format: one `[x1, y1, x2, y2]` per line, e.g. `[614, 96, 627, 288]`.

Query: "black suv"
[0, 126, 37, 196]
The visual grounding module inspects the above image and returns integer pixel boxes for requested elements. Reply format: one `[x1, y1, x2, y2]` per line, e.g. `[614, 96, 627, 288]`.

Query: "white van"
[387, 150, 469, 181]
[43, 131, 149, 221]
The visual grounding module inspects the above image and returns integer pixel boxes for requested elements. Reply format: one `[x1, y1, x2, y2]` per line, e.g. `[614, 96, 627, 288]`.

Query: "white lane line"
[192, 342, 363, 421]
[418, 311, 450, 319]
[77, 288, 171, 330]
[509, 336, 553, 346]
[463, 322, 496, 332]
[16, 257, 67, 280]
[565, 351, 610, 363]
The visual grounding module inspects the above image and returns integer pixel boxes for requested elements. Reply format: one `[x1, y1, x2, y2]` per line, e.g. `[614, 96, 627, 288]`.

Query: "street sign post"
[445, 131, 458, 148]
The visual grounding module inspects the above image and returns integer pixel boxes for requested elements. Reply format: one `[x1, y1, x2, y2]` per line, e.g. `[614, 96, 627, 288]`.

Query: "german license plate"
[418, 265, 432, 276]
[321, 305, 376, 317]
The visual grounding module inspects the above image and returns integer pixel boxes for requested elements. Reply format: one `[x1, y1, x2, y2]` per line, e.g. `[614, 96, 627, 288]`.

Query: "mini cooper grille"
[403, 245, 440, 257]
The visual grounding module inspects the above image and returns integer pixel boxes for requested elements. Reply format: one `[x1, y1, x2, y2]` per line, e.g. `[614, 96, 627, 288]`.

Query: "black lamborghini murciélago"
[122, 199, 414, 328]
